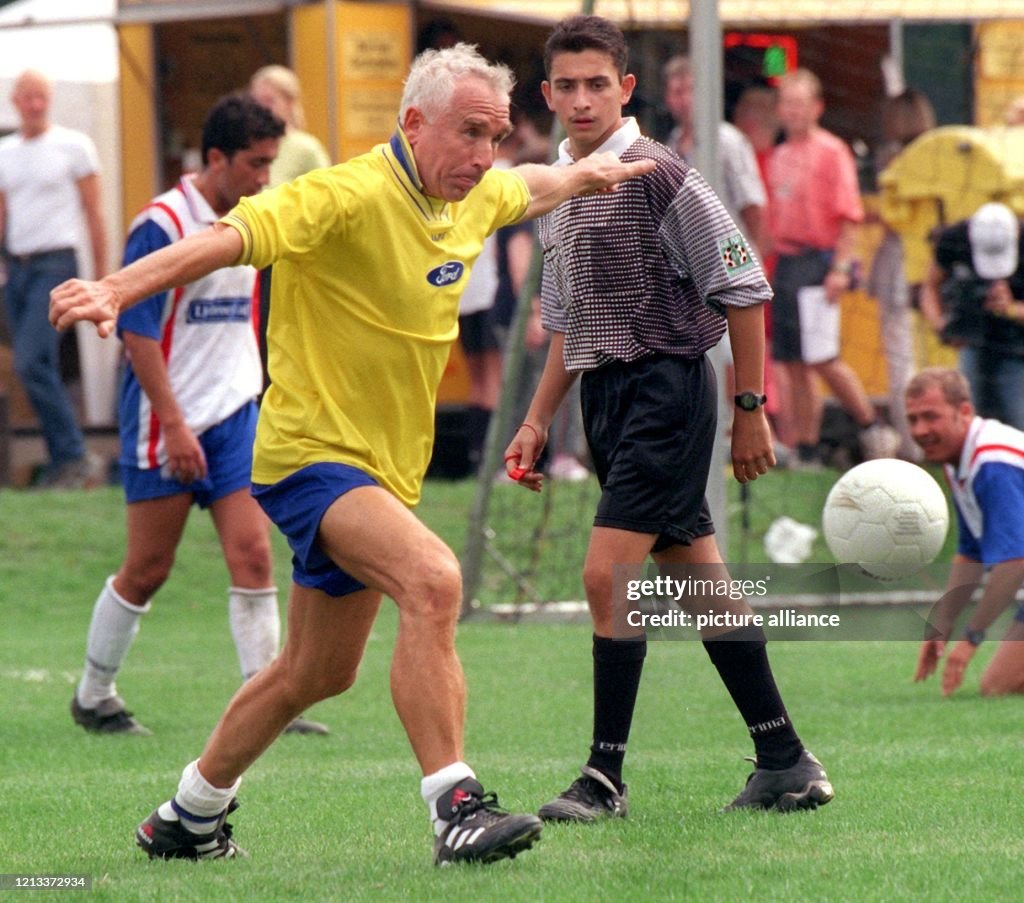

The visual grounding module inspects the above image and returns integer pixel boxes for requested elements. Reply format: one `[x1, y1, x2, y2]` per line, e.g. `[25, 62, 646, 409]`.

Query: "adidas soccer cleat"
[433, 779, 542, 865]
[538, 766, 628, 822]
[724, 749, 834, 812]
[71, 695, 151, 736]
[136, 799, 246, 860]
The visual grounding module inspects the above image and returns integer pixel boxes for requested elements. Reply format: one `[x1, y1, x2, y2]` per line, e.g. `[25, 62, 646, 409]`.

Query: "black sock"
[797, 443, 818, 463]
[586, 634, 647, 791]
[702, 624, 802, 770]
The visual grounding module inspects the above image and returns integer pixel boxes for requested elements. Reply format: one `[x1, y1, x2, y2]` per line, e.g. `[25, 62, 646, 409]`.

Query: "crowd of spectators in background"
[5, 19, 1024, 489]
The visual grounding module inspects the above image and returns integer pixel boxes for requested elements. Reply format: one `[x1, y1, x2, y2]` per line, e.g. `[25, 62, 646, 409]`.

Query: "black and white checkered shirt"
[539, 119, 772, 372]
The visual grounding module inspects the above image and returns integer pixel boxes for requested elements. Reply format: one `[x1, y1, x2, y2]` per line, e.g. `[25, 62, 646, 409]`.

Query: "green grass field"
[459, 464, 960, 608]
[0, 482, 1017, 901]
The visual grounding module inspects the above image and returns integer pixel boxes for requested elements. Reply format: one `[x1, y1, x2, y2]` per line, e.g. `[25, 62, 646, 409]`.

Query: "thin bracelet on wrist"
[519, 422, 541, 444]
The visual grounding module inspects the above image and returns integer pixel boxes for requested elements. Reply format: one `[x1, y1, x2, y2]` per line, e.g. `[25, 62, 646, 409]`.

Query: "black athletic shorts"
[458, 308, 503, 354]
[771, 249, 832, 363]
[580, 353, 715, 552]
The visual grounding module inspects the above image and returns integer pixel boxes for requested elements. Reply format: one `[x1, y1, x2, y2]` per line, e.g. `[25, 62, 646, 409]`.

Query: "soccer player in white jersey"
[506, 15, 832, 820]
[908, 367, 1024, 696]
[50, 44, 652, 866]
[70, 95, 325, 737]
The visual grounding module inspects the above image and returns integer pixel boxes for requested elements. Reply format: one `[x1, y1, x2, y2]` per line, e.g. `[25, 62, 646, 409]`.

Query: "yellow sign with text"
[336, 2, 411, 160]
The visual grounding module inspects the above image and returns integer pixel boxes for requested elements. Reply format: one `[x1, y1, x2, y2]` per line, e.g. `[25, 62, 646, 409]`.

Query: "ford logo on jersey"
[427, 261, 465, 287]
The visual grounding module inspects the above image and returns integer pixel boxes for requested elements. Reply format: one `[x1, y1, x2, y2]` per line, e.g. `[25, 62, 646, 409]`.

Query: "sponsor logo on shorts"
[427, 261, 465, 287]
[719, 233, 756, 278]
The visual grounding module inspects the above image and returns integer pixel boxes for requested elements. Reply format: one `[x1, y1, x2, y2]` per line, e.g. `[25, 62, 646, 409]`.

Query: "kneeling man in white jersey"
[908, 367, 1024, 696]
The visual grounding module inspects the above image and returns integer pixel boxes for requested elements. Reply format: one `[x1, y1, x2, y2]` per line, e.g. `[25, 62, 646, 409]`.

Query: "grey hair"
[400, 42, 514, 121]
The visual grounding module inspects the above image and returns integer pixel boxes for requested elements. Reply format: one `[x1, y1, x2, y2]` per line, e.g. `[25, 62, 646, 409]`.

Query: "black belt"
[4, 247, 75, 265]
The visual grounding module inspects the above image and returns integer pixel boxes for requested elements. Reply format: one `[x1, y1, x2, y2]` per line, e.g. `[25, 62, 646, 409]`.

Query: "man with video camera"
[920, 202, 1024, 429]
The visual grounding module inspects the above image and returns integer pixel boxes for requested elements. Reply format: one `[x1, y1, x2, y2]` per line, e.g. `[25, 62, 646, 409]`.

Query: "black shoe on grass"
[283, 715, 329, 735]
[136, 799, 246, 860]
[724, 750, 834, 812]
[538, 765, 628, 822]
[71, 695, 151, 736]
[433, 779, 542, 865]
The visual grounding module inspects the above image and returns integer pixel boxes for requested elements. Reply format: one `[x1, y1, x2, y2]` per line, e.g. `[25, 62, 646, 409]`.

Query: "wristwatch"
[830, 259, 860, 289]
[962, 626, 986, 646]
[734, 392, 768, 412]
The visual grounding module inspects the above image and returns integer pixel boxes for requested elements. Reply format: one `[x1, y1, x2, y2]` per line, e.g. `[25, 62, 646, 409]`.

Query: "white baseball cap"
[968, 202, 1019, 280]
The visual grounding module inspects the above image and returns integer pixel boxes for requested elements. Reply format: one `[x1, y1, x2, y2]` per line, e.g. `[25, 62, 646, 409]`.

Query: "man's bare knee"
[583, 555, 612, 595]
[979, 673, 1024, 697]
[582, 561, 614, 625]
[224, 537, 273, 586]
[395, 550, 462, 623]
[276, 658, 360, 707]
[119, 560, 174, 603]
[980, 676, 1004, 697]
[306, 668, 359, 703]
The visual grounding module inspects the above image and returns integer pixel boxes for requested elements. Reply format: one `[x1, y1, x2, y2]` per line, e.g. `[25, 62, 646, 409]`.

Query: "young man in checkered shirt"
[505, 15, 833, 819]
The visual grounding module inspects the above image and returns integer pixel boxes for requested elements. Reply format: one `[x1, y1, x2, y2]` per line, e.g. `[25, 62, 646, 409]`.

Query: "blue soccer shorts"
[252, 462, 379, 598]
[120, 401, 257, 509]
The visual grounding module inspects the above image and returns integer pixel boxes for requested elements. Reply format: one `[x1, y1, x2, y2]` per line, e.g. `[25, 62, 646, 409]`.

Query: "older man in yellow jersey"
[50, 44, 653, 867]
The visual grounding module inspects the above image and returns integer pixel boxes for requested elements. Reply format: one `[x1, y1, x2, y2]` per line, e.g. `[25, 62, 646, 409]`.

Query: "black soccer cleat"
[724, 750, 834, 812]
[71, 695, 152, 736]
[433, 779, 542, 866]
[283, 715, 330, 736]
[136, 799, 246, 860]
[538, 765, 629, 822]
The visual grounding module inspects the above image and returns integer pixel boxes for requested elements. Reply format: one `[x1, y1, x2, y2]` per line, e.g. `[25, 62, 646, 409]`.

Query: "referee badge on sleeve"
[719, 233, 755, 279]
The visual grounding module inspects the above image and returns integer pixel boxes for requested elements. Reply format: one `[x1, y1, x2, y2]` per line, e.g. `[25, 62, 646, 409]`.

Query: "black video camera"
[940, 276, 991, 344]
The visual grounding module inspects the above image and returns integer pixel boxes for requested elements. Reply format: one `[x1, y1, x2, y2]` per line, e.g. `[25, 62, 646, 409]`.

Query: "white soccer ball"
[822, 458, 949, 580]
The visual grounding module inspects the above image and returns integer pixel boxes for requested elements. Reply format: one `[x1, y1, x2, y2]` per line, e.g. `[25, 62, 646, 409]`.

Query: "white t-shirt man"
[0, 124, 100, 255]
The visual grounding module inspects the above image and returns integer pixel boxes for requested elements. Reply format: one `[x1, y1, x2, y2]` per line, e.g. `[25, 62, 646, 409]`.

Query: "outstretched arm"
[515, 153, 655, 221]
[50, 223, 243, 338]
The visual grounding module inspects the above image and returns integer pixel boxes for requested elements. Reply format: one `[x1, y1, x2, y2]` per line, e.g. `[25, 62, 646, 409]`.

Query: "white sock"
[228, 586, 280, 680]
[76, 576, 150, 708]
[421, 761, 476, 836]
[170, 759, 241, 834]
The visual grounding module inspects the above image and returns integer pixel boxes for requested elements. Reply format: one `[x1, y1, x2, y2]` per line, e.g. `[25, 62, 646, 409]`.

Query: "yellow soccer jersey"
[224, 130, 530, 506]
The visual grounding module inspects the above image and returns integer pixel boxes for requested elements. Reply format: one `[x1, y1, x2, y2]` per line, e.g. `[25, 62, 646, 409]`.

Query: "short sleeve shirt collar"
[556, 117, 641, 166]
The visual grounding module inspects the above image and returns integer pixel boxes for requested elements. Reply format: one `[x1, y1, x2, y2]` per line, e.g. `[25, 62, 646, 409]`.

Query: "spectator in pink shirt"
[767, 68, 899, 467]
